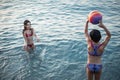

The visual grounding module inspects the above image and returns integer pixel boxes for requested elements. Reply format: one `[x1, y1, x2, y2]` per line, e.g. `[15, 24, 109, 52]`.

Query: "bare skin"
[23, 22, 40, 52]
[85, 20, 111, 80]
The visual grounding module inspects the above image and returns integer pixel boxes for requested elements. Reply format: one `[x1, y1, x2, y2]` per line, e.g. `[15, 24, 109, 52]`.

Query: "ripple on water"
[0, 0, 120, 80]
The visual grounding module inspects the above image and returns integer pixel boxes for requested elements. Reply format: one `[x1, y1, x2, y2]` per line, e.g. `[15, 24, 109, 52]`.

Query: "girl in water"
[23, 20, 40, 52]
[85, 20, 111, 80]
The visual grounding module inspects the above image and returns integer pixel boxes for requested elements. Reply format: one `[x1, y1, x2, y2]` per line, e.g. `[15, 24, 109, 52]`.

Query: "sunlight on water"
[0, 0, 120, 80]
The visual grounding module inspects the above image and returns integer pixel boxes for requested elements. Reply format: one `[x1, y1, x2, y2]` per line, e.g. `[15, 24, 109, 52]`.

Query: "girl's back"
[87, 41, 103, 64]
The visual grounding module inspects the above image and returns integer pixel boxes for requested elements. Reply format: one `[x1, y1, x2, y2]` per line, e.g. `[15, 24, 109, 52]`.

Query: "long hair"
[22, 20, 33, 35]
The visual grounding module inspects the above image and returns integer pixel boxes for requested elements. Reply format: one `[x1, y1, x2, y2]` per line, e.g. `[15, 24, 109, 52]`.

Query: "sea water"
[0, 0, 120, 80]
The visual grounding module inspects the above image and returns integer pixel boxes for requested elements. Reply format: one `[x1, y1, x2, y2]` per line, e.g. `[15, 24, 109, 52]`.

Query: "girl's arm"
[33, 29, 40, 42]
[98, 20, 111, 48]
[23, 32, 28, 45]
[84, 20, 91, 44]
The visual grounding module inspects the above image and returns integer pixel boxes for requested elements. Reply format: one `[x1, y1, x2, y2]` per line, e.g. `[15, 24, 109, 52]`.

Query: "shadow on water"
[0, 39, 87, 80]
[0, 38, 120, 80]
[23, 44, 47, 80]
[0, 1, 120, 79]
[0, 44, 46, 80]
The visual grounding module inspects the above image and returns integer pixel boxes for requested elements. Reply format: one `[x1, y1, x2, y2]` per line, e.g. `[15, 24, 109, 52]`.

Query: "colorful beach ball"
[88, 10, 102, 24]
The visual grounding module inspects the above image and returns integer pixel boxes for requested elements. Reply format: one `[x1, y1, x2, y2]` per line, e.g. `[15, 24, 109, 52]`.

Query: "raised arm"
[84, 20, 91, 43]
[98, 20, 111, 48]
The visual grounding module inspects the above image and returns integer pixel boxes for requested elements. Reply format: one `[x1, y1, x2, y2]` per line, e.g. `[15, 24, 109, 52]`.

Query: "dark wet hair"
[90, 29, 101, 43]
[23, 20, 33, 35]
[24, 20, 31, 26]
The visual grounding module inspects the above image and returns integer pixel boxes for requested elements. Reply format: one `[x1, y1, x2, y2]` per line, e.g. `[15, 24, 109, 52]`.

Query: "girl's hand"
[86, 19, 89, 25]
[86, 16, 89, 23]
[37, 38, 40, 42]
[23, 45, 28, 51]
[98, 20, 105, 28]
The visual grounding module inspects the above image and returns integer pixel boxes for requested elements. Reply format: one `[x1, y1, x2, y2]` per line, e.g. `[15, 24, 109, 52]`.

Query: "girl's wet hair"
[90, 29, 101, 43]
[23, 20, 33, 35]
[24, 20, 31, 26]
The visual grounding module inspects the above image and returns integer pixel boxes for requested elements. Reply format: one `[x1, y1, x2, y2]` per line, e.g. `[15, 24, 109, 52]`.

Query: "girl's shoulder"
[23, 29, 25, 34]
[23, 29, 28, 35]
[88, 41, 103, 48]
[88, 41, 104, 53]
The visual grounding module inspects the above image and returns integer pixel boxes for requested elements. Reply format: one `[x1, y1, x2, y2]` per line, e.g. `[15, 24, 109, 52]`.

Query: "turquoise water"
[0, 0, 120, 80]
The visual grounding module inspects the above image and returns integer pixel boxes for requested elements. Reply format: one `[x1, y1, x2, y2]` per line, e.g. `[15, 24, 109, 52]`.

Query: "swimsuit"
[27, 43, 34, 48]
[25, 33, 32, 37]
[25, 31, 33, 48]
[88, 41, 103, 56]
[87, 64, 102, 73]
[87, 41, 103, 73]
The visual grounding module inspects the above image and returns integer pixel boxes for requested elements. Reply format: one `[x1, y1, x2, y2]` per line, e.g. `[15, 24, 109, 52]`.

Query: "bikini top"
[25, 30, 33, 37]
[88, 41, 103, 56]
[26, 33, 32, 37]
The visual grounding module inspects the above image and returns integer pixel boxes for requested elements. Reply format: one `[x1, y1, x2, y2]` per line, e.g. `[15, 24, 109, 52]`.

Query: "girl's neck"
[26, 28, 31, 30]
